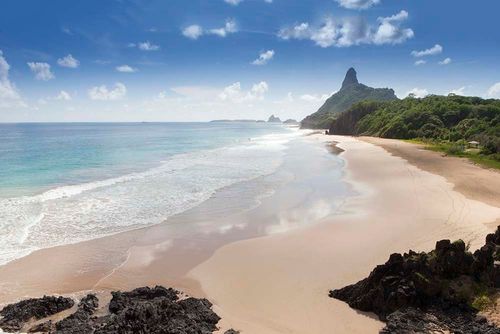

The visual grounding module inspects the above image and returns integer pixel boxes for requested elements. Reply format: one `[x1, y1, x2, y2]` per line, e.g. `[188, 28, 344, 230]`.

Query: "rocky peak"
[341, 67, 359, 90]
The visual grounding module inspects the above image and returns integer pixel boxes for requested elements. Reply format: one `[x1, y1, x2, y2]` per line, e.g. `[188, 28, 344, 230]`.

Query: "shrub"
[447, 142, 465, 155]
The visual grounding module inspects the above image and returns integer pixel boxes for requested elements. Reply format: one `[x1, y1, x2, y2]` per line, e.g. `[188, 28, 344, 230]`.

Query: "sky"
[0, 0, 499, 122]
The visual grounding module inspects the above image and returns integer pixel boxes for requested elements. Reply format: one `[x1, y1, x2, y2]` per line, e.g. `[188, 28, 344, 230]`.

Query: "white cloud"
[487, 83, 500, 98]
[278, 10, 413, 48]
[299, 93, 330, 102]
[224, 0, 272, 4]
[27, 62, 55, 81]
[57, 54, 80, 68]
[252, 50, 275, 65]
[130, 41, 160, 51]
[335, 0, 380, 9]
[439, 57, 452, 65]
[219, 81, 269, 103]
[406, 88, 428, 98]
[414, 60, 426, 66]
[88, 82, 127, 101]
[0, 50, 25, 108]
[411, 44, 443, 57]
[116, 65, 138, 73]
[373, 11, 414, 45]
[183, 25, 204, 40]
[209, 19, 238, 37]
[449, 87, 466, 96]
[182, 19, 238, 40]
[55, 90, 72, 100]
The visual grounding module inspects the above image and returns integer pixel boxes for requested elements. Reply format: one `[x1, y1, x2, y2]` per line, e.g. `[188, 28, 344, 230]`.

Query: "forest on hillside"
[329, 94, 500, 161]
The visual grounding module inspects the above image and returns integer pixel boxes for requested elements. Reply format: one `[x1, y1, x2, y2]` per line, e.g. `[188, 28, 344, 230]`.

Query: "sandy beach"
[0, 134, 499, 333]
[190, 135, 500, 333]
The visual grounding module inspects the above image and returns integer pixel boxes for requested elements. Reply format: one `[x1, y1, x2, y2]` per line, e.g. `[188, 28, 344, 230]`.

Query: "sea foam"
[0, 130, 301, 265]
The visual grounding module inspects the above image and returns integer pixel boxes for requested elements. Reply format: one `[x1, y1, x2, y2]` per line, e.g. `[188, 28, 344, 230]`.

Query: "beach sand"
[0, 134, 499, 333]
[190, 135, 500, 333]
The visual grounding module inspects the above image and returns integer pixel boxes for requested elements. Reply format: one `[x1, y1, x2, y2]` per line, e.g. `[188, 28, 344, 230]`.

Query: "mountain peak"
[341, 67, 359, 90]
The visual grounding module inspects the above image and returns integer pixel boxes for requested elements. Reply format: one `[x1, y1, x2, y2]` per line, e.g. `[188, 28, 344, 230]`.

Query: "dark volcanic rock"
[2, 286, 221, 334]
[331, 226, 500, 333]
[55, 294, 99, 334]
[108, 286, 178, 314]
[0, 296, 74, 332]
[381, 306, 500, 334]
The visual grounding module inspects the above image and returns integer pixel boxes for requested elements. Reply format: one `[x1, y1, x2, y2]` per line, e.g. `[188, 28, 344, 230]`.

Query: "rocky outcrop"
[268, 115, 282, 123]
[0, 296, 74, 332]
[54, 294, 99, 334]
[330, 226, 500, 333]
[381, 306, 499, 334]
[1, 286, 222, 334]
[301, 67, 397, 129]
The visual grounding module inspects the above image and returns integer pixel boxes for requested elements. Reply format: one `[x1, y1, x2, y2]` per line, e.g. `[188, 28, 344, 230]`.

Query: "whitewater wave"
[0, 130, 301, 265]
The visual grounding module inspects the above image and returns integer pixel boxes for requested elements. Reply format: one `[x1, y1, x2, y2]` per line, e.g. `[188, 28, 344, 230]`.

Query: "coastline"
[189, 134, 500, 333]
[0, 134, 499, 333]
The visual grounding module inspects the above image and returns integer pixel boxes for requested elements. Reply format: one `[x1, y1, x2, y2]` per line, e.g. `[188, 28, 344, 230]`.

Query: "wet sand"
[190, 135, 500, 333]
[0, 134, 499, 333]
[0, 134, 350, 305]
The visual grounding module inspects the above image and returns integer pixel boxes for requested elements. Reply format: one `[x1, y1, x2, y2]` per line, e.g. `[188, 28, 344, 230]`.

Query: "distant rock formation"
[267, 115, 282, 123]
[301, 68, 397, 129]
[330, 226, 500, 333]
[283, 119, 299, 125]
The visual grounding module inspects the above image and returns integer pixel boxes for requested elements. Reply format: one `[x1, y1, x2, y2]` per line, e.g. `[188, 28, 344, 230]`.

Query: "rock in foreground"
[0, 286, 223, 334]
[330, 226, 500, 333]
[0, 296, 74, 332]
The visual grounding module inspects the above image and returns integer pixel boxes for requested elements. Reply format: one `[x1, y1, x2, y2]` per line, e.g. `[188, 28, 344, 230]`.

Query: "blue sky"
[1, 0, 499, 122]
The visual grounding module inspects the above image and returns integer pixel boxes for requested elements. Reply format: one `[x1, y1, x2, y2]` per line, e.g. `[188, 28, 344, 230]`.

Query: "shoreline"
[189, 135, 500, 333]
[0, 133, 349, 307]
[0, 135, 499, 333]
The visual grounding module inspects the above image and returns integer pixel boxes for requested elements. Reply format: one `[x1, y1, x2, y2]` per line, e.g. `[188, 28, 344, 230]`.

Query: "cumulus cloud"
[278, 10, 413, 48]
[439, 57, 452, 65]
[219, 81, 269, 103]
[181, 19, 238, 40]
[406, 88, 428, 98]
[299, 93, 330, 102]
[129, 41, 160, 51]
[0, 50, 25, 108]
[252, 50, 275, 65]
[55, 90, 72, 100]
[449, 87, 466, 96]
[88, 82, 127, 100]
[335, 0, 380, 10]
[57, 54, 80, 68]
[414, 60, 426, 66]
[487, 83, 500, 98]
[116, 65, 138, 73]
[209, 19, 238, 37]
[27, 62, 55, 81]
[182, 25, 203, 40]
[411, 44, 443, 57]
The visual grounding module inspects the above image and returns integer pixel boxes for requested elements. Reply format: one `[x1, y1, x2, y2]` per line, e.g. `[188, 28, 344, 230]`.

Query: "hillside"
[329, 94, 500, 164]
[300, 68, 398, 129]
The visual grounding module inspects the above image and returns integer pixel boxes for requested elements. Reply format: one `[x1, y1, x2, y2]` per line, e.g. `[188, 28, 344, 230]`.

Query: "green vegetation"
[472, 295, 493, 311]
[329, 94, 500, 169]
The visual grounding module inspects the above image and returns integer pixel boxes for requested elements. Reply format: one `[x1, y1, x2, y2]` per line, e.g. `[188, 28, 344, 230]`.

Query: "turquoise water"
[0, 122, 291, 197]
[0, 122, 297, 264]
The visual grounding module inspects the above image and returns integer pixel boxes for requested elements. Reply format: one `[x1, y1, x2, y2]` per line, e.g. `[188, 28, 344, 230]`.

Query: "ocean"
[0, 122, 298, 265]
